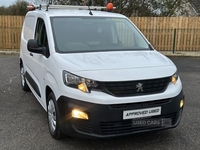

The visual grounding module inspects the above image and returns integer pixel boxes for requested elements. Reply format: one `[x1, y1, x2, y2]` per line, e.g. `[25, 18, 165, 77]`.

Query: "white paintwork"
[53, 50, 176, 81]
[20, 7, 183, 112]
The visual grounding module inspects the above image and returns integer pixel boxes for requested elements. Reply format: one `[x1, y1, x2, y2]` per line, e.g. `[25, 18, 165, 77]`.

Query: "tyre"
[47, 92, 65, 139]
[20, 64, 29, 91]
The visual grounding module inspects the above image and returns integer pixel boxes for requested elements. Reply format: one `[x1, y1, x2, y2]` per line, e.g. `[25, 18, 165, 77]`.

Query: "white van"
[19, 3, 184, 139]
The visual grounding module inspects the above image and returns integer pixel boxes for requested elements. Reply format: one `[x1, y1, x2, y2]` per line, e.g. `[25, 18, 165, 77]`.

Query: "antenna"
[87, 0, 93, 15]
[46, 4, 49, 11]
[49, 0, 52, 5]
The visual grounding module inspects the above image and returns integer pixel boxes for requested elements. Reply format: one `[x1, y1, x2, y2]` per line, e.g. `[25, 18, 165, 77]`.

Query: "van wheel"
[20, 64, 29, 91]
[47, 92, 64, 139]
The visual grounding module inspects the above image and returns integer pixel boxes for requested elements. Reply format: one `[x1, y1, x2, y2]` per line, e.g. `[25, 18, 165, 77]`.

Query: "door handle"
[30, 53, 33, 56]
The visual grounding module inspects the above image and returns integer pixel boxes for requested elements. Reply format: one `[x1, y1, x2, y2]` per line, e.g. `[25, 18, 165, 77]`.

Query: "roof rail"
[27, 4, 116, 11]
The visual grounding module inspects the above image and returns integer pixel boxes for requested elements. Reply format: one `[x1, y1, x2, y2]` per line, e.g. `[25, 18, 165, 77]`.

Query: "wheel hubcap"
[20, 67, 25, 86]
[48, 99, 56, 133]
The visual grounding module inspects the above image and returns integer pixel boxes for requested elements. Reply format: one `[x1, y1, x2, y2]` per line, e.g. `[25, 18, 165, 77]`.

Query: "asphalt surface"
[0, 54, 200, 150]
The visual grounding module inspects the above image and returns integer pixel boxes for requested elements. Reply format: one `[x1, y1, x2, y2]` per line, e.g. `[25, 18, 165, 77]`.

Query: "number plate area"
[123, 106, 161, 120]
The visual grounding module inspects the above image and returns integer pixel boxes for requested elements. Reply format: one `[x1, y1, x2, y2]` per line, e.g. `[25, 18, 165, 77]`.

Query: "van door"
[25, 17, 50, 107]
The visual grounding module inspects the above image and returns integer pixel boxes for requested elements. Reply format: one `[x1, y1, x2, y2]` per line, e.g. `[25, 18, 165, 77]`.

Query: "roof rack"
[28, 4, 116, 11]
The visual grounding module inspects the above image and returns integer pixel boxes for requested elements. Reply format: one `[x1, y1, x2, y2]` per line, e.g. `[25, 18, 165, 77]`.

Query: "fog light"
[72, 109, 89, 120]
[180, 99, 184, 108]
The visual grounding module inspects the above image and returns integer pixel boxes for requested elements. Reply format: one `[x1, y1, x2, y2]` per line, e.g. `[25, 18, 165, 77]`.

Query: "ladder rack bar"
[49, 5, 107, 9]
[30, 4, 116, 10]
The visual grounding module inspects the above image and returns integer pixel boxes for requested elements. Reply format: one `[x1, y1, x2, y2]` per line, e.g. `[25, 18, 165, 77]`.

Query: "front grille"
[110, 98, 172, 109]
[99, 77, 171, 97]
[72, 119, 93, 133]
[72, 112, 177, 136]
[100, 113, 176, 135]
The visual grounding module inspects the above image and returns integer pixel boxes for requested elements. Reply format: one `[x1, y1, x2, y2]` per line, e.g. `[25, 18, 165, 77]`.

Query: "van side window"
[35, 18, 50, 57]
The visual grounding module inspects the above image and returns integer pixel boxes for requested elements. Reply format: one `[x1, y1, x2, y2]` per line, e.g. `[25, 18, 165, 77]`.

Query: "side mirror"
[27, 39, 46, 55]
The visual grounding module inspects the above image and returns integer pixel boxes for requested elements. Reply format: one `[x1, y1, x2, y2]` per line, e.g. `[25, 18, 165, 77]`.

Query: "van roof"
[45, 9, 126, 18]
[27, 5, 126, 18]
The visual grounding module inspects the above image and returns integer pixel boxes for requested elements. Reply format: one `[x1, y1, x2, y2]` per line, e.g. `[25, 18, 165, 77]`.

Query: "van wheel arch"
[46, 90, 65, 139]
[46, 86, 53, 106]
[20, 60, 29, 91]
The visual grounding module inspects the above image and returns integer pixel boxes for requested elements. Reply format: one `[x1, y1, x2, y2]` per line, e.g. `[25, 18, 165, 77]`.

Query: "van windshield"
[51, 17, 151, 53]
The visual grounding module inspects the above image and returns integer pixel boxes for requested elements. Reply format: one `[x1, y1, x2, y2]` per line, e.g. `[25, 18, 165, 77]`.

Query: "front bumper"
[57, 90, 184, 138]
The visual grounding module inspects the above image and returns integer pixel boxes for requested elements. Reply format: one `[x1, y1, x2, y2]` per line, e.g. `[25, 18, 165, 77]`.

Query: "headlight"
[171, 73, 178, 84]
[63, 71, 98, 93]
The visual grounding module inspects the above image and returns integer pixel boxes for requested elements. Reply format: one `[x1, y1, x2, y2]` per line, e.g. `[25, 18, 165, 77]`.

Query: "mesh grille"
[99, 77, 171, 97]
[100, 113, 176, 135]
[72, 119, 93, 133]
[110, 99, 171, 109]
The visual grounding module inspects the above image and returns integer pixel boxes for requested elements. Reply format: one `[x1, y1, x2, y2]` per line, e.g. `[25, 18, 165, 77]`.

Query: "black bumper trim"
[57, 90, 184, 138]
[25, 71, 41, 97]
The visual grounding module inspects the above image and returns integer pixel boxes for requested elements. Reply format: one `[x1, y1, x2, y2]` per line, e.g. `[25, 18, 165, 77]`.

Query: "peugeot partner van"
[19, 3, 184, 139]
